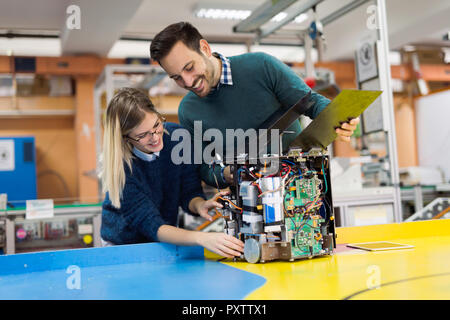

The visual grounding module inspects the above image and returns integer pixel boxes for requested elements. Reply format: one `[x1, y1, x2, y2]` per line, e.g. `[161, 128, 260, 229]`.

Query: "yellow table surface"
[206, 219, 450, 300]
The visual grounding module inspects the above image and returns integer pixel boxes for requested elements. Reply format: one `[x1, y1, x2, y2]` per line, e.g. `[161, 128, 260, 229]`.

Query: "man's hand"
[335, 117, 360, 142]
[194, 190, 230, 221]
[223, 165, 234, 184]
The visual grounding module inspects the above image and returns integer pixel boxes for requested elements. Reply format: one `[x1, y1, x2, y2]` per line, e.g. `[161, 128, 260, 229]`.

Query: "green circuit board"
[284, 176, 320, 209]
[285, 214, 324, 258]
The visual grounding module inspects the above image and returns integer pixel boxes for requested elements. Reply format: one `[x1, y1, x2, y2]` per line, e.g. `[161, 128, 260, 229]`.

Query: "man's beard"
[187, 58, 216, 97]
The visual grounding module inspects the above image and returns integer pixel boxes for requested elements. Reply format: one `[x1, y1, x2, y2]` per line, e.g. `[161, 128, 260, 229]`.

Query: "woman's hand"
[192, 190, 230, 221]
[197, 232, 244, 258]
[157, 225, 243, 258]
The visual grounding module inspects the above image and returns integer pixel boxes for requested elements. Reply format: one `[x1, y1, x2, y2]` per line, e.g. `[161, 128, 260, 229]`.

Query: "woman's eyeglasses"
[125, 118, 166, 143]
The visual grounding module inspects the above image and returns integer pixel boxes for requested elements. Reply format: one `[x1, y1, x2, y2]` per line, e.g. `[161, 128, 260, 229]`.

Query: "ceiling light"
[294, 13, 308, 24]
[195, 8, 251, 20]
[194, 6, 307, 24]
[271, 12, 288, 23]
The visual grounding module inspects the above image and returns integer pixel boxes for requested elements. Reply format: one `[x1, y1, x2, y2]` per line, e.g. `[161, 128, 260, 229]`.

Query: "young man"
[150, 22, 359, 189]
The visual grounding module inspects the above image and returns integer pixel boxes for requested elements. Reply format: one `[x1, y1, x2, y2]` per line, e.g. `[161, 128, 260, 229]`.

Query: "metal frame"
[234, 0, 372, 43]
[321, 0, 372, 26]
[374, 0, 402, 222]
[233, 0, 300, 34]
[0, 194, 6, 252]
[405, 197, 450, 222]
[234, 0, 403, 223]
[256, 0, 324, 41]
[354, 0, 402, 222]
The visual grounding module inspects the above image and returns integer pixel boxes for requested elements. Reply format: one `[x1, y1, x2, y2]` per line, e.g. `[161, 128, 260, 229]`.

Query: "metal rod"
[413, 185, 424, 213]
[257, 0, 324, 41]
[5, 218, 15, 254]
[375, 0, 403, 222]
[93, 214, 102, 247]
[322, 0, 372, 26]
[233, 0, 299, 33]
[304, 31, 315, 78]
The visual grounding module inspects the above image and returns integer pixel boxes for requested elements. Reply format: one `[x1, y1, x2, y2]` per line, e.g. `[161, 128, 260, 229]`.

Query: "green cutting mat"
[291, 89, 382, 151]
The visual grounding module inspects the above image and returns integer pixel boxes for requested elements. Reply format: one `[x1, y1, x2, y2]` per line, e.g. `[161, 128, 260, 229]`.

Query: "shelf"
[0, 95, 75, 118]
[152, 94, 183, 116]
[0, 109, 75, 117]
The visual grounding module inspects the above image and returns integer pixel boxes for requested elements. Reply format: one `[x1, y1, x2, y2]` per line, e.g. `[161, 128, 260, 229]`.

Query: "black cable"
[37, 170, 71, 198]
[210, 163, 221, 193]
[242, 166, 257, 180]
[323, 196, 333, 226]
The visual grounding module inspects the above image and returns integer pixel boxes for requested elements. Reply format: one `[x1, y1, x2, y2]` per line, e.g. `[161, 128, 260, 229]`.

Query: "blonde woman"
[100, 87, 244, 258]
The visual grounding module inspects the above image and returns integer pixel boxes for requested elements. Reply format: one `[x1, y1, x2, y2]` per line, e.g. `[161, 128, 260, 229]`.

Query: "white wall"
[415, 89, 450, 182]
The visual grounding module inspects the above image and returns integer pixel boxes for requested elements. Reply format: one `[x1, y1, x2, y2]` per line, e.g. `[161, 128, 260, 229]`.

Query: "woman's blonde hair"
[101, 87, 161, 208]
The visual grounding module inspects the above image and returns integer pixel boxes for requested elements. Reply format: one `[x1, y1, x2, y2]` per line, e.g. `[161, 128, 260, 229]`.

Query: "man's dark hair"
[150, 22, 203, 63]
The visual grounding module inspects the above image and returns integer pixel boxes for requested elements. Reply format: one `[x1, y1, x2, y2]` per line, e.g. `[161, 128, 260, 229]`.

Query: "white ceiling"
[0, 0, 449, 60]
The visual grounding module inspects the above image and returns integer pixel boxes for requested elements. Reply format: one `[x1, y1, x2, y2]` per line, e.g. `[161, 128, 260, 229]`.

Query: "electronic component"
[221, 150, 336, 263]
[214, 90, 380, 263]
[260, 177, 284, 230]
[240, 182, 263, 234]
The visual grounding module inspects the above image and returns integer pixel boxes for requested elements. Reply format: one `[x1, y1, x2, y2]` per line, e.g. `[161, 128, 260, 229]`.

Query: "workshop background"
[0, 0, 449, 285]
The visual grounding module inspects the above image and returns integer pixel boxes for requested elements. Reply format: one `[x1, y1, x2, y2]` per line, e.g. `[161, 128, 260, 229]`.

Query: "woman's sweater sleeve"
[120, 178, 167, 242]
[179, 162, 206, 215]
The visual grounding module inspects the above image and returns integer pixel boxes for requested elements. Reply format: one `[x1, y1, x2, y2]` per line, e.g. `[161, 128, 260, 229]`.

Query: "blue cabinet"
[0, 137, 37, 208]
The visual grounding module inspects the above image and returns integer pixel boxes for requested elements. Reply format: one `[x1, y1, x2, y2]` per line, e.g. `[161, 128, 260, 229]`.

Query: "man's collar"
[133, 147, 160, 162]
[212, 52, 233, 89]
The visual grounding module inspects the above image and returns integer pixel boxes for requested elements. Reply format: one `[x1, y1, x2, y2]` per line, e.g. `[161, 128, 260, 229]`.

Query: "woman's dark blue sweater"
[101, 122, 205, 245]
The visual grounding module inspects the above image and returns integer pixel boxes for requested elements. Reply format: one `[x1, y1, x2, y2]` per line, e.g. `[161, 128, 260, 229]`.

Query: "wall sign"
[356, 34, 378, 83]
[26, 199, 54, 220]
[0, 139, 14, 171]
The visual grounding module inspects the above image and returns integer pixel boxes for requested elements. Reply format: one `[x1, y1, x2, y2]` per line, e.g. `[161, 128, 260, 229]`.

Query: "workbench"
[1, 203, 102, 254]
[0, 219, 449, 300]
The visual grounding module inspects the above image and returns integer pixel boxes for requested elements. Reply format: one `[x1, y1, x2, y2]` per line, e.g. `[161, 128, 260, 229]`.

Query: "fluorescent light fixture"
[0, 38, 61, 56]
[195, 8, 251, 20]
[108, 40, 151, 58]
[194, 5, 308, 24]
[294, 13, 308, 24]
[271, 12, 288, 23]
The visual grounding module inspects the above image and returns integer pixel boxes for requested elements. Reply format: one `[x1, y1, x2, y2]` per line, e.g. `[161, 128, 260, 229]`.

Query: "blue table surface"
[0, 243, 266, 300]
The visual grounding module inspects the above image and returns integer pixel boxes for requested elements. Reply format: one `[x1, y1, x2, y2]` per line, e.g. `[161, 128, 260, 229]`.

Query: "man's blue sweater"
[178, 52, 331, 188]
[101, 122, 205, 245]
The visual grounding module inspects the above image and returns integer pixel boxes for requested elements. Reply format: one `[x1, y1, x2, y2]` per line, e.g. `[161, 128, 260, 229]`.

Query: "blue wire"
[282, 159, 296, 166]
[236, 168, 247, 184]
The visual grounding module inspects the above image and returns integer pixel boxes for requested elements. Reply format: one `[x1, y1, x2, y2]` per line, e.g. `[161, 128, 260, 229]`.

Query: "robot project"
[217, 148, 335, 264]
[212, 89, 381, 263]
[210, 92, 336, 264]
